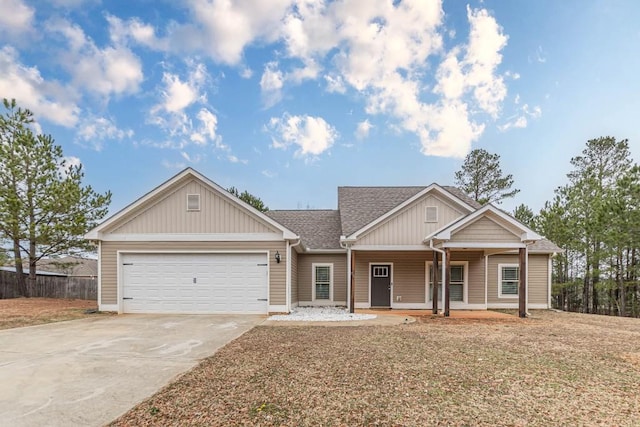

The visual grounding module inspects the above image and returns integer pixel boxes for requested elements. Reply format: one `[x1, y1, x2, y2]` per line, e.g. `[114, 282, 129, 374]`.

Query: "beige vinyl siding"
[100, 241, 286, 306]
[528, 255, 549, 304]
[357, 194, 466, 246]
[290, 249, 298, 304]
[354, 251, 430, 304]
[450, 251, 485, 305]
[353, 250, 485, 305]
[105, 178, 278, 235]
[298, 254, 347, 303]
[450, 217, 521, 244]
[487, 253, 549, 304]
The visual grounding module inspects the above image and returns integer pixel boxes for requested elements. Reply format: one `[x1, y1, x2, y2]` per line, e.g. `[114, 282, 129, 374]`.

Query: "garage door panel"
[122, 253, 268, 314]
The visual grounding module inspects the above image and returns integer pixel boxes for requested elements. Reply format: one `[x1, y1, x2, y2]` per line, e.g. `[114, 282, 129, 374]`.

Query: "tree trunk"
[12, 238, 28, 297]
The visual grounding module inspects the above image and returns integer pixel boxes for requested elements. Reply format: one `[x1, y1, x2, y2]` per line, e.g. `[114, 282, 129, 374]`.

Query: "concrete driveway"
[0, 314, 265, 427]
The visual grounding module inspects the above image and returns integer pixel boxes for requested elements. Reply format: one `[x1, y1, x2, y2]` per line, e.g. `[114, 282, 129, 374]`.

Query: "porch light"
[275, 251, 281, 263]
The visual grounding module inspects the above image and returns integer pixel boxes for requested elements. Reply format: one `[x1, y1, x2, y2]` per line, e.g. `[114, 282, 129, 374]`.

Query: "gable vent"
[187, 194, 201, 211]
[425, 206, 438, 223]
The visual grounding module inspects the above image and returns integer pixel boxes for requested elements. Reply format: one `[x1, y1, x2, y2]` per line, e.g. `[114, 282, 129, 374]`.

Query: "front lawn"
[0, 298, 100, 329]
[112, 311, 640, 426]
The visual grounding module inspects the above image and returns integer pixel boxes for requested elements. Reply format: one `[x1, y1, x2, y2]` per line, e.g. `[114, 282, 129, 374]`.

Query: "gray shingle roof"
[338, 186, 425, 236]
[265, 210, 342, 249]
[529, 238, 563, 253]
[441, 186, 482, 209]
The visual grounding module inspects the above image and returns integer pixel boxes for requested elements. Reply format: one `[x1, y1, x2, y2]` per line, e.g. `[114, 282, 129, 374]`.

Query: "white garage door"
[121, 253, 268, 314]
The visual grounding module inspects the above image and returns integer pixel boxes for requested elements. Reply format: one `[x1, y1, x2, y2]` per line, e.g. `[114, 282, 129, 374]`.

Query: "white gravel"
[269, 306, 377, 322]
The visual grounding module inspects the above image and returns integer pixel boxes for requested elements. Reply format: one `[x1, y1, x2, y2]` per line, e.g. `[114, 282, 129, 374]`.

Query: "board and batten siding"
[290, 249, 298, 304]
[487, 253, 549, 305]
[105, 178, 278, 235]
[297, 254, 347, 303]
[100, 241, 287, 306]
[357, 194, 466, 246]
[449, 217, 521, 244]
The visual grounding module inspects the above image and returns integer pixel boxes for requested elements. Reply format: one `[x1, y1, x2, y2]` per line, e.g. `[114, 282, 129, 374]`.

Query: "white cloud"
[0, 46, 79, 127]
[227, 154, 248, 164]
[150, 61, 212, 145]
[259, 61, 284, 106]
[529, 45, 547, 63]
[497, 103, 542, 132]
[355, 119, 373, 140]
[262, 169, 277, 178]
[268, 113, 338, 158]
[240, 67, 253, 79]
[106, 15, 167, 50]
[118, 1, 514, 158]
[76, 116, 133, 150]
[324, 74, 346, 94]
[0, 0, 34, 35]
[46, 18, 143, 97]
[161, 159, 187, 169]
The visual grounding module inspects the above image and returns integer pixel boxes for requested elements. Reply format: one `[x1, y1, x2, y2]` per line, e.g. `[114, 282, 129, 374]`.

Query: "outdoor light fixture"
[275, 251, 281, 263]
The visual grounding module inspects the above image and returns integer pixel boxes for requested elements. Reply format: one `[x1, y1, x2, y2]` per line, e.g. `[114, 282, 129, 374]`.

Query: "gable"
[449, 217, 521, 244]
[356, 192, 466, 246]
[103, 177, 280, 235]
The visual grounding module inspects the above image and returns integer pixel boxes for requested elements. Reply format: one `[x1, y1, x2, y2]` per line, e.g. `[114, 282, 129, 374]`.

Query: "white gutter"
[286, 238, 302, 312]
[429, 239, 447, 312]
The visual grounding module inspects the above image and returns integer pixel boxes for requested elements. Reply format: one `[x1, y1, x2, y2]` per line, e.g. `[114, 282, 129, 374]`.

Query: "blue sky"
[1, 0, 639, 215]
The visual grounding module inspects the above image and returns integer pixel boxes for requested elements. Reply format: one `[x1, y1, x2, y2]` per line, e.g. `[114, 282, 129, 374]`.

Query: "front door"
[371, 264, 391, 307]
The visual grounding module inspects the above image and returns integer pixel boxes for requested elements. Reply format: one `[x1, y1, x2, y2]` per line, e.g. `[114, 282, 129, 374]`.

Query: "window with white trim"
[425, 206, 438, 223]
[427, 262, 466, 302]
[373, 266, 389, 277]
[499, 264, 519, 298]
[313, 264, 333, 301]
[187, 194, 200, 211]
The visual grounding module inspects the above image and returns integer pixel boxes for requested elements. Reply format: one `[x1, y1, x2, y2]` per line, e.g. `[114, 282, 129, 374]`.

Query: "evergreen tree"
[454, 148, 519, 205]
[0, 99, 111, 296]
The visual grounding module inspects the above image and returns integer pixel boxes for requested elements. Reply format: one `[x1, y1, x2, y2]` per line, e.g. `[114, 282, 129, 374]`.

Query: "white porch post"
[346, 245, 352, 312]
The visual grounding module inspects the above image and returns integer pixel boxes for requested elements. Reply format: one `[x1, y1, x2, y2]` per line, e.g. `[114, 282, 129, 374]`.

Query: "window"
[313, 264, 333, 301]
[427, 262, 466, 302]
[187, 194, 200, 211]
[499, 264, 519, 298]
[425, 206, 438, 223]
[373, 266, 389, 277]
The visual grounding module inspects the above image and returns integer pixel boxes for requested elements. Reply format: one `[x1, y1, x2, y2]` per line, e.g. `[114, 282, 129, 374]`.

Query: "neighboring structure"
[37, 256, 98, 278]
[86, 168, 561, 316]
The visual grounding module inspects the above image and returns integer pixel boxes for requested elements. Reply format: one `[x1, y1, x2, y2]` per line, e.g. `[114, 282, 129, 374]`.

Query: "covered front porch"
[346, 247, 529, 318]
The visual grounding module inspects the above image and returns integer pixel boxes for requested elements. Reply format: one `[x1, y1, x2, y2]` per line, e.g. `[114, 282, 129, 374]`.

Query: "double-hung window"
[499, 264, 519, 298]
[313, 264, 332, 301]
[427, 262, 466, 302]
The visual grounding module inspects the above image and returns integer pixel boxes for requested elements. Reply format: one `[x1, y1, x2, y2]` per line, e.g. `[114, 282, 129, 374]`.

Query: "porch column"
[350, 249, 356, 314]
[519, 247, 527, 318]
[432, 250, 439, 314]
[444, 248, 450, 317]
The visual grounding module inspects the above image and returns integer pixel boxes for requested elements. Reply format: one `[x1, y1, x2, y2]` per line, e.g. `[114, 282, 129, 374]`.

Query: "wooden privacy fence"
[0, 270, 97, 300]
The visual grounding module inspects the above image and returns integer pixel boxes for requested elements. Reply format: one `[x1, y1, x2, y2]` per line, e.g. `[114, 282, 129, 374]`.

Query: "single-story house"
[85, 168, 561, 317]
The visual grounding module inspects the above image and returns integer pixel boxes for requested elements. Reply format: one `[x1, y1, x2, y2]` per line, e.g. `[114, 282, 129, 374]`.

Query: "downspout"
[525, 244, 530, 316]
[286, 238, 302, 313]
[429, 239, 446, 312]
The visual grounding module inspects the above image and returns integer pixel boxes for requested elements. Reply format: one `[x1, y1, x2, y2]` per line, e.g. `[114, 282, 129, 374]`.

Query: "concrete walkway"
[0, 314, 264, 427]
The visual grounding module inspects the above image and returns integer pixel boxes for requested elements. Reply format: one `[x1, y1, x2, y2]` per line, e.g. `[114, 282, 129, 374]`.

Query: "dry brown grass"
[0, 297, 100, 329]
[112, 310, 640, 426]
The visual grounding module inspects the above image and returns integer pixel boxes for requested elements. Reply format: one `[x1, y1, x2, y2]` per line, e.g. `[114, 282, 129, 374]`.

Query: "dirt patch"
[0, 298, 101, 330]
[112, 310, 640, 426]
